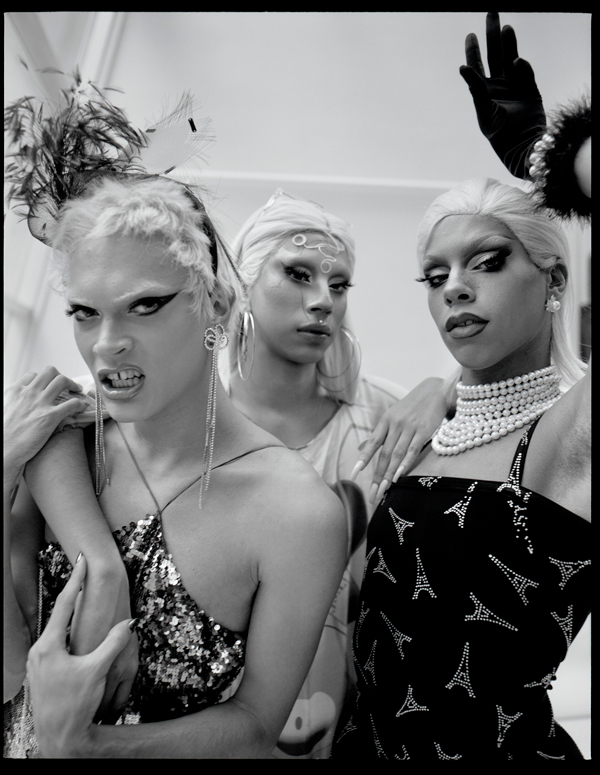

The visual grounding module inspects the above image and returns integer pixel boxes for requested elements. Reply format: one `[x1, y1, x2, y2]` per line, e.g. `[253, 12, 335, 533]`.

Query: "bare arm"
[3, 468, 44, 701]
[4, 368, 88, 700]
[25, 428, 137, 720]
[28, 471, 348, 758]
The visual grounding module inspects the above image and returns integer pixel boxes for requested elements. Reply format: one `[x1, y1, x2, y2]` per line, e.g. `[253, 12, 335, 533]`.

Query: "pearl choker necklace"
[432, 365, 561, 456]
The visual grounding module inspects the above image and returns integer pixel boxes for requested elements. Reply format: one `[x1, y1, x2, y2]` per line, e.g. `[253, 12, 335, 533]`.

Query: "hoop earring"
[316, 326, 362, 393]
[237, 309, 255, 381]
[95, 391, 108, 496]
[545, 294, 561, 313]
[200, 324, 228, 509]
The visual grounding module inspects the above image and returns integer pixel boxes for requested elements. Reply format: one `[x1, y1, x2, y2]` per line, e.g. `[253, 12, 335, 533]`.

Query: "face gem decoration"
[291, 232, 344, 273]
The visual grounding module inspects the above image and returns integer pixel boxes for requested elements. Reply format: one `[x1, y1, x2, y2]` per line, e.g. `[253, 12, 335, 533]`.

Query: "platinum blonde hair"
[230, 193, 359, 403]
[416, 178, 586, 389]
[52, 175, 239, 328]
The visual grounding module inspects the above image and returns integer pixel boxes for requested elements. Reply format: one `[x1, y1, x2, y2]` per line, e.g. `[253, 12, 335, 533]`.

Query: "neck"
[460, 344, 552, 387]
[118, 377, 240, 468]
[230, 346, 325, 413]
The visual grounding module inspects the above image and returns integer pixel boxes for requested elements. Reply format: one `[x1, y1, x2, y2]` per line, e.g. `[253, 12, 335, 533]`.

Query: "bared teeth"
[107, 369, 143, 380]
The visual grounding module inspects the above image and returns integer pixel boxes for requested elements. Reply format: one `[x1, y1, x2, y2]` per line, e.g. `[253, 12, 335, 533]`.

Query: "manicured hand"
[27, 554, 136, 758]
[351, 378, 447, 505]
[4, 367, 90, 475]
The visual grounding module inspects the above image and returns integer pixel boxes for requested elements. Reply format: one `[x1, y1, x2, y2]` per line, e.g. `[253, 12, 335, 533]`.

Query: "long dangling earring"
[95, 391, 108, 496]
[200, 324, 229, 509]
[316, 326, 362, 393]
[237, 309, 255, 381]
[545, 294, 561, 313]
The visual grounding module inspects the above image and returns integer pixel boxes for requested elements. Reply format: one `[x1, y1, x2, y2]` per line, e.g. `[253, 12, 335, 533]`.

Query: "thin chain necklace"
[116, 424, 205, 517]
[115, 423, 280, 516]
[432, 365, 561, 456]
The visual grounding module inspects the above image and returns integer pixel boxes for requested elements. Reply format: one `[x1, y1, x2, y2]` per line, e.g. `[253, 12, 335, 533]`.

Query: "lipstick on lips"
[445, 313, 488, 339]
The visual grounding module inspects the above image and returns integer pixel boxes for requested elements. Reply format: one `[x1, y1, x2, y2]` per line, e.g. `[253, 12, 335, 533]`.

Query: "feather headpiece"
[4, 68, 213, 245]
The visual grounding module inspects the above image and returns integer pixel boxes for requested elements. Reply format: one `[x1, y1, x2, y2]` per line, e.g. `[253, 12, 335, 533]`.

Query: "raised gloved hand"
[459, 12, 546, 179]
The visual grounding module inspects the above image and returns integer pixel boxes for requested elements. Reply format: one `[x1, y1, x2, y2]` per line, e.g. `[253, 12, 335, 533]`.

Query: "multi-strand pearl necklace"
[432, 365, 561, 456]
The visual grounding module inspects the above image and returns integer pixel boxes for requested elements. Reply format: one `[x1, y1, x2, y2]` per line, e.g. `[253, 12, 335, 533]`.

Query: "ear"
[545, 260, 568, 300]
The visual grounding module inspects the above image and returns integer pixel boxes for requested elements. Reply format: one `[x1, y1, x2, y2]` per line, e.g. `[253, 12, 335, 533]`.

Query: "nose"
[92, 318, 133, 358]
[307, 280, 333, 317]
[443, 269, 475, 307]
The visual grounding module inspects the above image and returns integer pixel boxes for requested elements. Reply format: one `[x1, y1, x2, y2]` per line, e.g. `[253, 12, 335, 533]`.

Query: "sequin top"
[38, 512, 246, 724]
[332, 417, 591, 762]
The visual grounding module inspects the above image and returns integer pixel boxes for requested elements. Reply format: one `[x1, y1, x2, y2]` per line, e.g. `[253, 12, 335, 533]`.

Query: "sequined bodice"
[333, 419, 591, 761]
[38, 513, 246, 724]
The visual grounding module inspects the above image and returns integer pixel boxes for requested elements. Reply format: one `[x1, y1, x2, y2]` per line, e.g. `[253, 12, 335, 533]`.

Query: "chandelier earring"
[316, 326, 362, 393]
[237, 309, 256, 381]
[200, 324, 229, 509]
[94, 391, 109, 496]
[545, 294, 561, 313]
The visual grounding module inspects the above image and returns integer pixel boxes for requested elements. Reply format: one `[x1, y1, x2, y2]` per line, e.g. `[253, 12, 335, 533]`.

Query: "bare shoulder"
[534, 371, 590, 468]
[250, 445, 346, 524]
[525, 370, 591, 519]
[228, 444, 346, 558]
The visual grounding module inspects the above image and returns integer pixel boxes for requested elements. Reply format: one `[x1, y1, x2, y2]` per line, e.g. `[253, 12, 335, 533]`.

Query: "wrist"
[39, 719, 97, 759]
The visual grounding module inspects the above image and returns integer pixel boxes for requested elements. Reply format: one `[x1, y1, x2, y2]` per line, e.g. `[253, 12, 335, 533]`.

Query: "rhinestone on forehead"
[291, 232, 345, 273]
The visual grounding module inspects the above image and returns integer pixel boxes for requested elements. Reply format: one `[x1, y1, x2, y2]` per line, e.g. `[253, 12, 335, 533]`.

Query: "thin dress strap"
[115, 422, 283, 516]
[505, 415, 544, 488]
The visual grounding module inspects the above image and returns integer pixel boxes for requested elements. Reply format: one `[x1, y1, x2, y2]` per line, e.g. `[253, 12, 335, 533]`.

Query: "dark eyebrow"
[424, 234, 512, 267]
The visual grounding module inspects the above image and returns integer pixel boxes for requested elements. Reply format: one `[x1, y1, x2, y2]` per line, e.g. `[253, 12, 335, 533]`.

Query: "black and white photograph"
[4, 12, 591, 760]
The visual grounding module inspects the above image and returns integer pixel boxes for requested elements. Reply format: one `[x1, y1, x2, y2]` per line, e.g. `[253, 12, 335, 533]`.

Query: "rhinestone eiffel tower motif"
[413, 548, 436, 599]
[506, 492, 533, 553]
[434, 742, 462, 760]
[381, 611, 412, 658]
[355, 601, 370, 646]
[396, 685, 429, 717]
[370, 714, 386, 758]
[363, 545, 376, 581]
[496, 451, 524, 498]
[394, 746, 410, 761]
[373, 549, 396, 584]
[496, 705, 523, 748]
[389, 507, 415, 545]
[524, 667, 557, 690]
[551, 604, 573, 648]
[489, 554, 539, 604]
[444, 481, 477, 528]
[363, 640, 377, 685]
[445, 642, 476, 698]
[465, 592, 518, 631]
[336, 715, 357, 743]
[418, 476, 441, 489]
[549, 557, 591, 589]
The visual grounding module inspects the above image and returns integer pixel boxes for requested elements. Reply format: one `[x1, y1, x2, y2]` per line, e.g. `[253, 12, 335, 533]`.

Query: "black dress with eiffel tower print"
[331, 417, 590, 761]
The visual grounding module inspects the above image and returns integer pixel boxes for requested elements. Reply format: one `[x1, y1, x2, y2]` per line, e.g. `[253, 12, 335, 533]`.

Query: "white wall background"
[4, 12, 591, 757]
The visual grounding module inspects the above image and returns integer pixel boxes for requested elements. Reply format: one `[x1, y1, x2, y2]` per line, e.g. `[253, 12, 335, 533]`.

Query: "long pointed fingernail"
[76, 552, 83, 563]
[375, 479, 389, 503]
[369, 482, 378, 504]
[350, 460, 365, 481]
[129, 618, 140, 632]
[392, 465, 405, 483]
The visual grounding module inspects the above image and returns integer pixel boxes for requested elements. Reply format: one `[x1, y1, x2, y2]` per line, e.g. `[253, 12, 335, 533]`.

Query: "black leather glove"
[459, 12, 546, 179]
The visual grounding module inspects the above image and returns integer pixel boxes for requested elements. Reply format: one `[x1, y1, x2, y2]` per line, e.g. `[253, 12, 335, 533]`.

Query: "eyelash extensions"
[415, 246, 512, 288]
[65, 293, 180, 319]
